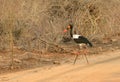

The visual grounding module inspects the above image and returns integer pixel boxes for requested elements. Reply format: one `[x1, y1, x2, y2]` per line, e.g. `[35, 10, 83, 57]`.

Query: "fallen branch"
[38, 38, 67, 53]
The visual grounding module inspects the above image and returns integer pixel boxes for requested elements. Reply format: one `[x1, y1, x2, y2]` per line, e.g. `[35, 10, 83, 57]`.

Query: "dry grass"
[0, 0, 120, 52]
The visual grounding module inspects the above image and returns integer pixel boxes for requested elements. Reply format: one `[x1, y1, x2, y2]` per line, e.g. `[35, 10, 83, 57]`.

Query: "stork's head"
[63, 24, 73, 33]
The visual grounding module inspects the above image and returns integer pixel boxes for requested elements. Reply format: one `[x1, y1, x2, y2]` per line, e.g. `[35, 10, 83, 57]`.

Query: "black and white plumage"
[64, 24, 93, 47]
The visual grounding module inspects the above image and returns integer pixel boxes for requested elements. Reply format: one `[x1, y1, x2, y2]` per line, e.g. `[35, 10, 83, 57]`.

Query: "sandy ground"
[0, 50, 120, 82]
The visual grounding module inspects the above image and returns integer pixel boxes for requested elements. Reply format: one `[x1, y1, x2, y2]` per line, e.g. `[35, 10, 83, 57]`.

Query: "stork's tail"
[87, 41, 93, 47]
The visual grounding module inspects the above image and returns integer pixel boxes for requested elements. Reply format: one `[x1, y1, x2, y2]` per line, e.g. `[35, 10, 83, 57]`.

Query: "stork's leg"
[73, 54, 79, 64]
[84, 53, 89, 64]
[78, 44, 89, 64]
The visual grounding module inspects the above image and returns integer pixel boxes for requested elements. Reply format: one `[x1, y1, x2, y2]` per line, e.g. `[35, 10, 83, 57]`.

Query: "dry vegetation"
[0, 0, 120, 73]
[0, 0, 120, 51]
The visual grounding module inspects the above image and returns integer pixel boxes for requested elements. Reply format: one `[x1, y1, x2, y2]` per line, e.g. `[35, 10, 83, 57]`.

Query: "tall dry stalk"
[8, 18, 14, 69]
[7, 1, 15, 68]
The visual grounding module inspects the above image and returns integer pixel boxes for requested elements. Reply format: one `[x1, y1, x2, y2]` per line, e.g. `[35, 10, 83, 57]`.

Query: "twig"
[38, 38, 66, 52]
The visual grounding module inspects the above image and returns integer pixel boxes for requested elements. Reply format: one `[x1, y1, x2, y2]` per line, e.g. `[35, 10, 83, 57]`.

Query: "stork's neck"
[70, 28, 73, 37]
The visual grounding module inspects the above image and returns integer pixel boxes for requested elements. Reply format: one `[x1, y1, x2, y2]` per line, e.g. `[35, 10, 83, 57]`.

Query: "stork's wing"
[78, 36, 93, 47]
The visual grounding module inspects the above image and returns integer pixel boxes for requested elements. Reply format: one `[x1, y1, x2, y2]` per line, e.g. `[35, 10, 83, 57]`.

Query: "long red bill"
[63, 29, 67, 33]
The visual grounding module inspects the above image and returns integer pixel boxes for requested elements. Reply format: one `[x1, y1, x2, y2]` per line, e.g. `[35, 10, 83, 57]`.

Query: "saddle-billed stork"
[63, 24, 93, 64]
[63, 24, 93, 48]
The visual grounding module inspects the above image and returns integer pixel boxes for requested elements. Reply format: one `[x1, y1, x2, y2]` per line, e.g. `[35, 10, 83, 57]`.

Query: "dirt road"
[0, 50, 120, 82]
